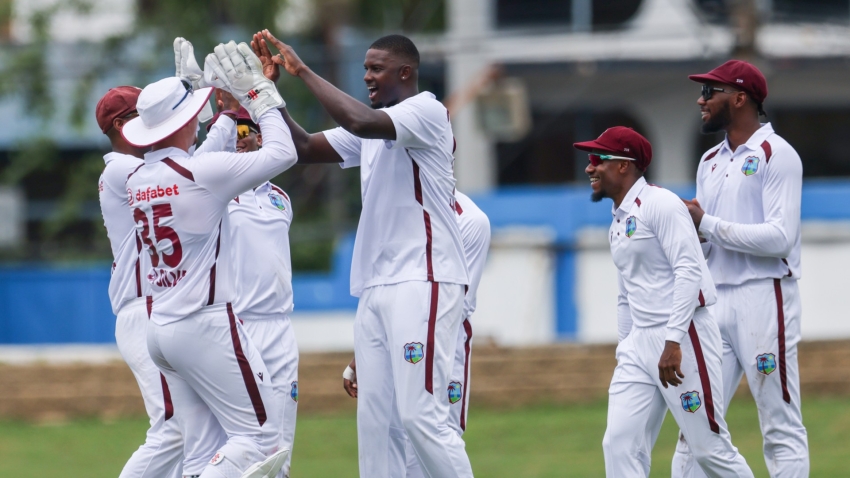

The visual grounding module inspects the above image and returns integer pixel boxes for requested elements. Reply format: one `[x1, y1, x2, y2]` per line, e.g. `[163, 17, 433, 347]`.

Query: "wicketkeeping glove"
[204, 41, 284, 122]
[174, 37, 206, 90]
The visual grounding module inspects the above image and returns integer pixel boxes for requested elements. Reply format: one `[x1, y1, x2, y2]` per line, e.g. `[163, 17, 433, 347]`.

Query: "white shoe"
[239, 448, 290, 478]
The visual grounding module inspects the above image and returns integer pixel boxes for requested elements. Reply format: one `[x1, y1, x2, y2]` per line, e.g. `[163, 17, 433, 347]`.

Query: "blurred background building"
[3, 0, 850, 353]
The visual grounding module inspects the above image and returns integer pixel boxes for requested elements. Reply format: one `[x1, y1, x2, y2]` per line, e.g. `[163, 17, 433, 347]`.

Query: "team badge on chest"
[626, 216, 637, 238]
[680, 391, 702, 413]
[269, 193, 286, 211]
[404, 342, 424, 364]
[741, 156, 759, 176]
[448, 381, 463, 404]
[756, 353, 777, 375]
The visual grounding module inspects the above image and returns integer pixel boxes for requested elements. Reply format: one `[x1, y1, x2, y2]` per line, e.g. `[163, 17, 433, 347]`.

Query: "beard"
[591, 190, 606, 202]
[701, 101, 732, 134]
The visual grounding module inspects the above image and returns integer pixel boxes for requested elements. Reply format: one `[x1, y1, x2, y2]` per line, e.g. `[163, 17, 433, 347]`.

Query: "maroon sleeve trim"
[761, 140, 773, 164]
[127, 163, 145, 181]
[162, 158, 195, 182]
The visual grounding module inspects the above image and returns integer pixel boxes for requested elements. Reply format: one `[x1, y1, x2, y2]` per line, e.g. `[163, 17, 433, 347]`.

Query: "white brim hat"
[122, 76, 214, 148]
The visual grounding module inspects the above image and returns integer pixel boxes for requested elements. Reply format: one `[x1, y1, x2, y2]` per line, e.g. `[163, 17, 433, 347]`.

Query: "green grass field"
[0, 396, 847, 477]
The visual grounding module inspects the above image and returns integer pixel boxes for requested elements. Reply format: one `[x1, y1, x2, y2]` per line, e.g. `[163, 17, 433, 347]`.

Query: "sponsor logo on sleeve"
[291, 381, 298, 402]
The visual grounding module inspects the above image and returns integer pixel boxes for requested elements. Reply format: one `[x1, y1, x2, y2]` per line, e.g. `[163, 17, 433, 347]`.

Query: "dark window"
[773, 0, 849, 22]
[694, 108, 850, 178]
[497, 110, 647, 185]
[695, 0, 850, 24]
[496, 0, 572, 28]
[496, 0, 643, 29]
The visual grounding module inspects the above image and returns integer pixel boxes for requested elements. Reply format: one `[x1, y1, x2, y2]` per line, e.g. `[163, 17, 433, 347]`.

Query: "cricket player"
[97, 77, 238, 478]
[341, 191, 491, 477]
[223, 106, 300, 478]
[578, 126, 753, 477]
[252, 30, 472, 477]
[122, 41, 296, 478]
[672, 60, 808, 478]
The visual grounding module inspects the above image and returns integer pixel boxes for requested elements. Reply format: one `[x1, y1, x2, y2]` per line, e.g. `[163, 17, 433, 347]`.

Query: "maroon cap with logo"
[95, 86, 141, 134]
[573, 126, 653, 171]
[205, 106, 259, 133]
[689, 60, 768, 104]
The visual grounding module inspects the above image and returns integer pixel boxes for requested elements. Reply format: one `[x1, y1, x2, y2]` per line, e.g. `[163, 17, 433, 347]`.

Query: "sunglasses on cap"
[588, 153, 635, 166]
[701, 84, 739, 101]
[237, 124, 258, 140]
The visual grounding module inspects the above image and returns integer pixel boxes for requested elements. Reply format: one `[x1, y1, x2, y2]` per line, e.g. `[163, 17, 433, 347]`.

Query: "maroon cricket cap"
[205, 107, 260, 133]
[689, 60, 768, 104]
[573, 126, 653, 171]
[95, 86, 141, 134]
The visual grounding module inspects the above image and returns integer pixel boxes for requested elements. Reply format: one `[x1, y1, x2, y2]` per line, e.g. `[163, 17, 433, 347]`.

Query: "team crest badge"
[448, 381, 463, 404]
[404, 342, 424, 364]
[626, 216, 637, 238]
[756, 353, 777, 375]
[741, 156, 759, 176]
[269, 193, 286, 211]
[680, 391, 702, 413]
[291, 381, 298, 402]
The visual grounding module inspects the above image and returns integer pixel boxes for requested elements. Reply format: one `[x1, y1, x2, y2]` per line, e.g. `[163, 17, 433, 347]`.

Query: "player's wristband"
[342, 365, 355, 381]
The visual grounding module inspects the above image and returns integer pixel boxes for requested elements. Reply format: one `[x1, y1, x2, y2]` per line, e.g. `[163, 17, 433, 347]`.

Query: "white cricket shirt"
[125, 109, 296, 324]
[324, 92, 468, 296]
[455, 191, 490, 319]
[228, 182, 294, 319]
[611, 177, 717, 344]
[99, 115, 236, 314]
[696, 123, 802, 286]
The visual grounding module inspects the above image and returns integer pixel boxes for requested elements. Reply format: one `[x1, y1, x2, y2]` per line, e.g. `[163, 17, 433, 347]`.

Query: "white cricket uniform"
[672, 123, 808, 478]
[228, 182, 299, 478]
[395, 191, 491, 478]
[324, 91, 472, 478]
[100, 115, 236, 478]
[602, 177, 753, 478]
[128, 109, 297, 478]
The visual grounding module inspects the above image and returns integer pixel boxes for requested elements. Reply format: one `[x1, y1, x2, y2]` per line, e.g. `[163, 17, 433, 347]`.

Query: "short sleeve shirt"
[324, 92, 468, 296]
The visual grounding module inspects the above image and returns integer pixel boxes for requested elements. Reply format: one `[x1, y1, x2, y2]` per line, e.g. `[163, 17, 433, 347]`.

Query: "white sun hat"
[122, 76, 214, 147]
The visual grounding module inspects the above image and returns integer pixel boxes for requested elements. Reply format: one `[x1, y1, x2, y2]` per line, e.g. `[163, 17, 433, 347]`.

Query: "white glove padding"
[204, 41, 284, 122]
[173, 37, 207, 90]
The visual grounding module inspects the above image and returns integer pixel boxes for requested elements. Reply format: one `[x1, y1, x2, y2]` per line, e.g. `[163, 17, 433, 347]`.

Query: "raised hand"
[215, 89, 240, 113]
[204, 41, 284, 122]
[251, 32, 280, 83]
[261, 29, 307, 77]
[174, 37, 205, 89]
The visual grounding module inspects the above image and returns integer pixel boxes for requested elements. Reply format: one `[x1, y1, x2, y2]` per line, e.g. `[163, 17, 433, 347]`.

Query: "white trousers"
[116, 297, 183, 478]
[355, 281, 473, 478]
[147, 303, 281, 478]
[604, 308, 753, 478]
[672, 278, 809, 478]
[241, 315, 299, 478]
[391, 317, 473, 478]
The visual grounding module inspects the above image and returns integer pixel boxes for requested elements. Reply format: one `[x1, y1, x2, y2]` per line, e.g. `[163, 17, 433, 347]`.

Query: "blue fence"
[3, 180, 850, 344]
